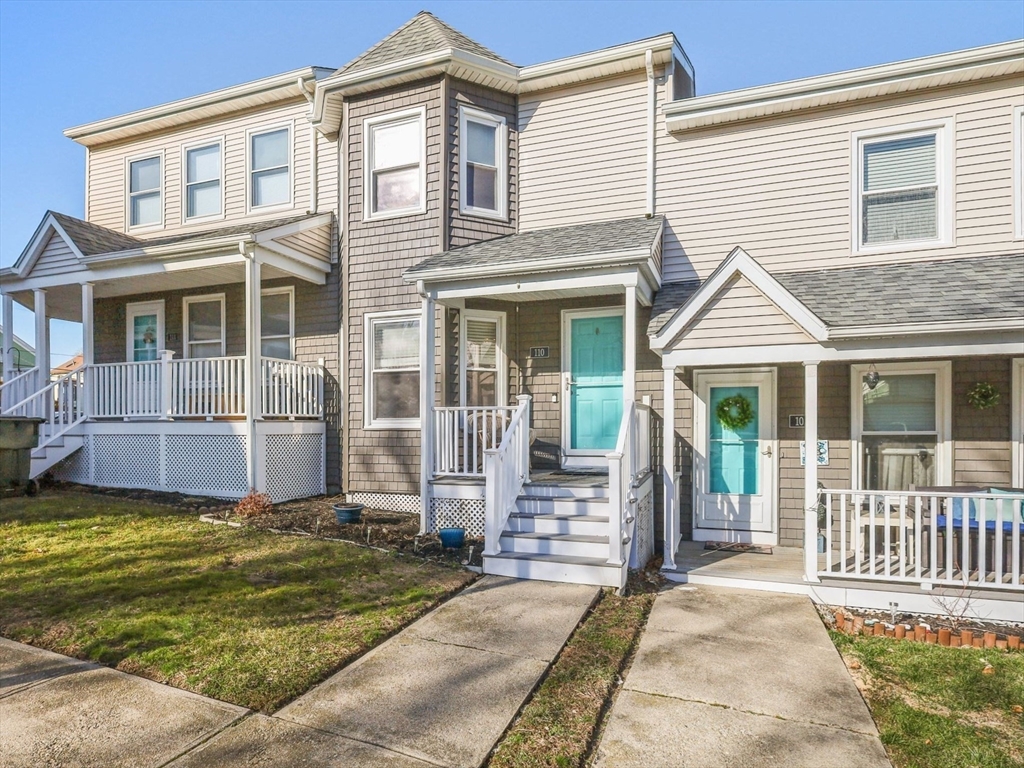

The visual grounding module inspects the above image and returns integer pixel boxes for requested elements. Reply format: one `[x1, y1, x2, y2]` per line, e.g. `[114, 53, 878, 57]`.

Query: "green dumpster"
[0, 417, 44, 495]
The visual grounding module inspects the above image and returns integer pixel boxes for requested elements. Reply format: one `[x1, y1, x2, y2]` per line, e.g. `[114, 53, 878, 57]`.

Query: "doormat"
[703, 542, 773, 555]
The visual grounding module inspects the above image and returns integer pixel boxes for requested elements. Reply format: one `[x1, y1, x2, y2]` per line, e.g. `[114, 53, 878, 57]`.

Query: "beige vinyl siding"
[276, 223, 333, 262]
[31, 233, 86, 278]
[518, 73, 650, 230]
[669, 275, 813, 349]
[87, 99, 337, 236]
[658, 76, 1024, 283]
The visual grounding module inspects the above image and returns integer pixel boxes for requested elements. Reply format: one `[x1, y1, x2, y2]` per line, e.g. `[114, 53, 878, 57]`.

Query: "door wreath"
[715, 394, 755, 430]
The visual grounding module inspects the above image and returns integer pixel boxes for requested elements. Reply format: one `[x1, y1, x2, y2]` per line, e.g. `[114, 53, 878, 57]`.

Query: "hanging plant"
[716, 394, 755, 430]
[966, 381, 1000, 410]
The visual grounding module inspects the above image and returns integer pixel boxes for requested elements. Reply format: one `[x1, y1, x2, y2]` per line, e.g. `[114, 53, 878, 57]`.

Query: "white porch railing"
[0, 367, 42, 412]
[482, 396, 531, 556]
[818, 490, 1024, 591]
[1, 366, 87, 451]
[91, 360, 164, 418]
[169, 356, 247, 418]
[607, 402, 652, 573]
[261, 357, 324, 418]
[433, 406, 517, 476]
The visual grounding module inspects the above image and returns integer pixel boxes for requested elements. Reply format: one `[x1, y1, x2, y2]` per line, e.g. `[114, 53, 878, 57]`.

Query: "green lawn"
[0, 491, 474, 712]
[832, 632, 1024, 768]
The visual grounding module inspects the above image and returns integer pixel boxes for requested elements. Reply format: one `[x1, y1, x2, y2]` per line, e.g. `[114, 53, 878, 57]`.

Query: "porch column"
[1, 290, 14, 381]
[624, 284, 637, 404]
[803, 361, 820, 582]
[81, 283, 94, 419]
[662, 365, 678, 569]
[244, 252, 262, 490]
[419, 289, 437, 534]
[33, 289, 48, 384]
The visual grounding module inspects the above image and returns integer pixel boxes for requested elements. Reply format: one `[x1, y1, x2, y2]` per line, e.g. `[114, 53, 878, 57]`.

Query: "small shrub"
[235, 491, 273, 518]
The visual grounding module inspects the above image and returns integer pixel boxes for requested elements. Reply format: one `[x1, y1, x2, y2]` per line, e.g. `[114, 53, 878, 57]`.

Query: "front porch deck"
[666, 541, 808, 589]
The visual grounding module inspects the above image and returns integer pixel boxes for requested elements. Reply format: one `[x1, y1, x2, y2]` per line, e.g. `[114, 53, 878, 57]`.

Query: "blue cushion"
[950, 497, 976, 521]
[987, 488, 1024, 519]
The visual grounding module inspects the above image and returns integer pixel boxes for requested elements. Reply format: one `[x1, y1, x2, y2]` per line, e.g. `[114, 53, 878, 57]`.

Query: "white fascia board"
[828, 317, 1024, 339]
[83, 235, 252, 265]
[255, 245, 328, 285]
[65, 67, 333, 147]
[431, 266, 641, 302]
[518, 33, 677, 92]
[650, 247, 828, 351]
[14, 213, 86, 277]
[663, 39, 1024, 133]
[404, 246, 653, 284]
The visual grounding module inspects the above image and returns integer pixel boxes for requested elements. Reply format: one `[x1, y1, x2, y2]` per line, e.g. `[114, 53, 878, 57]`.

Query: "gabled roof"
[405, 216, 664, 282]
[335, 11, 514, 77]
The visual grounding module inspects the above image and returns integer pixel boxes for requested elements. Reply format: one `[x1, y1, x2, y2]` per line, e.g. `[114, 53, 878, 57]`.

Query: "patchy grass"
[832, 632, 1024, 768]
[487, 577, 658, 768]
[0, 491, 474, 712]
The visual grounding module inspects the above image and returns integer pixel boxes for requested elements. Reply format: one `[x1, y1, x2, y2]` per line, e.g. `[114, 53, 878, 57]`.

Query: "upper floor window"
[459, 107, 507, 219]
[185, 142, 222, 221]
[364, 107, 425, 219]
[128, 155, 162, 228]
[250, 127, 291, 209]
[853, 122, 952, 253]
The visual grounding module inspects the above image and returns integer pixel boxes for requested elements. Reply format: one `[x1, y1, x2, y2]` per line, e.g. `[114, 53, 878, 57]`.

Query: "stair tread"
[500, 532, 609, 544]
[484, 551, 620, 567]
[517, 494, 608, 503]
[510, 512, 610, 522]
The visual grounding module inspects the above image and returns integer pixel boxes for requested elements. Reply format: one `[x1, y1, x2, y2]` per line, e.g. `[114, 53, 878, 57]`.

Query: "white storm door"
[694, 370, 776, 539]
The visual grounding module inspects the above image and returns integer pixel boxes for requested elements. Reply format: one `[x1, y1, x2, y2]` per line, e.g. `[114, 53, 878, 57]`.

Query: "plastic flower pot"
[333, 503, 365, 525]
[438, 527, 466, 549]
[817, 533, 827, 553]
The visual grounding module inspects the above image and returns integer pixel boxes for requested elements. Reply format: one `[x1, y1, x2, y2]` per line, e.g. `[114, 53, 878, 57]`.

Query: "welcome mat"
[703, 541, 774, 555]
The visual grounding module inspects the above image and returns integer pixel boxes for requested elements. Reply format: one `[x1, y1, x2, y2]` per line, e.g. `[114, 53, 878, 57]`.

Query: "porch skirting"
[51, 420, 325, 503]
[346, 491, 422, 515]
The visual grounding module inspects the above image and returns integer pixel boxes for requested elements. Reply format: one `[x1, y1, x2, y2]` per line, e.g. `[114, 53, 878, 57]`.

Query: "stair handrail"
[0, 366, 41, 410]
[2, 365, 88, 452]
[482, 395, 531, 557]
[607, 401, 651, 580]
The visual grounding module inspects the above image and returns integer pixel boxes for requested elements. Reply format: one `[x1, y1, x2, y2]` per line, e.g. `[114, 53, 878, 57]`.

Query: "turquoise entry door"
[569, 315, 624, 451]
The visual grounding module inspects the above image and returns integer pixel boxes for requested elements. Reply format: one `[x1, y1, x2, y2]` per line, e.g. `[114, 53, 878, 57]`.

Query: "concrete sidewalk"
[595, 585, 892, 768]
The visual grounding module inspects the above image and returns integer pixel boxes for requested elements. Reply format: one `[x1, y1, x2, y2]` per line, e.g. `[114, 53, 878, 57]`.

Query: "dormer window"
[185, 141, 223, 221]
[459, 107, 506, 219]
[128, 155, 162, 228]
[364, 107, 426, 219]
[249, 127, 291, 209]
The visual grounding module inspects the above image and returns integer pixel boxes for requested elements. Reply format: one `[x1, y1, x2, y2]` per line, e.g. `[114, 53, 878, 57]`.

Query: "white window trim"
[124, 150, 165, 232]
[260, 285, 295, 360]
[181, 136, 226, 225]
[362, 106, 427, 222]
[364, 309, 421, 430]
[459, 309, 507, 407]
[1012, 357, 1023, 488]
[125, 300, 165, 362]
[850, 119, 954, 256]
[182, 293, 227, 359]
[246, 122, 294, 214]
[1013, 106, 1023, 241]
[850, 360, 952, 490]
[458, 106, 507, 221]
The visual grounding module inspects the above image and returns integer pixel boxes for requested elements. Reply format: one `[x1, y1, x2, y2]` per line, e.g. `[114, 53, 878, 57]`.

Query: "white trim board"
[1013, 357, 1024, 489]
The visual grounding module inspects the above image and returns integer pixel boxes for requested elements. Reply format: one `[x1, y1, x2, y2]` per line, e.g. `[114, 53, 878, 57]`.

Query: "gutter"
[404, 245, 655, 283]
[827, 317, 1024, 339]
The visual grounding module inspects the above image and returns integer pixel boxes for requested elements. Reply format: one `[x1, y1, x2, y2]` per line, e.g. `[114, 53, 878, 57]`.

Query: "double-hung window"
[365, 108, 425, 218]
[261, 287, 294, 360]
[459, 107, 506, 218]
[183, 295, 226, 359]
[852, 362, 950, 491]
[854, 123, 951, 252]
[128, 155, 162, 228]
[185, 142, 222, 220]
[250, 127, 291, 209]
[461, 311, 505, 407]
[365, 312, 420, 427]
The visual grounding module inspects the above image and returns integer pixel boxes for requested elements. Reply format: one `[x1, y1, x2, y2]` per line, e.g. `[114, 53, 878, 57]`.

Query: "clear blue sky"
[1, 0, 1022, 365]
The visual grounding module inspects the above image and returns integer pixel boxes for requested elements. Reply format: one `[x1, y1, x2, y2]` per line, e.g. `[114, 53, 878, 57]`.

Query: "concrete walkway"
[1, 576, 598, 768]
[595, 585, 892, 768]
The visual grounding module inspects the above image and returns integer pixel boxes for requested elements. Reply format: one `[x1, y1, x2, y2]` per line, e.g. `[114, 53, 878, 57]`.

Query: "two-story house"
[2, 12, 1021, 619]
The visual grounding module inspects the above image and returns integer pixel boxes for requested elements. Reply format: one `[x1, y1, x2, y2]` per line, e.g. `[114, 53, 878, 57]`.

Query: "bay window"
[459, 107, 506, 218]
[366, 312, 420, 427]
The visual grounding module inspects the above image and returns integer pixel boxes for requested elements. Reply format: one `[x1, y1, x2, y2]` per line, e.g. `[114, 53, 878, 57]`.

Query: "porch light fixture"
[865, 364, 881, 390]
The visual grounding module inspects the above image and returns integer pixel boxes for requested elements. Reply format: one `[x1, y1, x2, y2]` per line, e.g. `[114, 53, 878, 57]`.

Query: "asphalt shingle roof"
[334, 11, 514, 77]
[648, 254, 1024, 336]
[406, 216, 665, 277]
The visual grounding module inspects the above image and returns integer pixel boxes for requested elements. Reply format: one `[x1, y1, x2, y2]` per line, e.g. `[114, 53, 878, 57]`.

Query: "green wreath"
[966, 381, 1000, 410]
[716, 394, 755, 430]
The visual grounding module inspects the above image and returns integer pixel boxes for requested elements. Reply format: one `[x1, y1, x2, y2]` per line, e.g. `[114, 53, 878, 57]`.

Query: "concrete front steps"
[483, 483, 625, 587]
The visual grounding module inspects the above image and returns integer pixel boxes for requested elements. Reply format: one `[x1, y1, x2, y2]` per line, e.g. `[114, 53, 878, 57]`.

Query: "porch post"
[80, 283, 94, 368]
[33, 289, 48, 387]
[244, 251, 262, 491]
[419, 289, 437, 534]
[662, 365, 678, 569]
[1, 291, 14, 381]
[803, 361, 820, 582]
[624, 284, 637, 404]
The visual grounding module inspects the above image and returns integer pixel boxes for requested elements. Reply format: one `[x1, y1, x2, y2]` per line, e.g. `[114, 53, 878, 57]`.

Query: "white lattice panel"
[264, 434, 323, 502]
[52, 436, 91, 484]
[166, 434, 248, 496]
[631, 485, 655, 570]
[93, 435, 160, 489]
[348, 492, 420, 514]
[429, 497, 485, 536]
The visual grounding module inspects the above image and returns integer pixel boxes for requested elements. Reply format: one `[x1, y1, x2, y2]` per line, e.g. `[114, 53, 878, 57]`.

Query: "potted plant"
[333, 501, 365, 525]
[437, 511, 466, 549]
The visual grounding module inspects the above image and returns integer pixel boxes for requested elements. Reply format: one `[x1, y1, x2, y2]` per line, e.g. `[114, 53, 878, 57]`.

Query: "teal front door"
[568, 314, 624, 453]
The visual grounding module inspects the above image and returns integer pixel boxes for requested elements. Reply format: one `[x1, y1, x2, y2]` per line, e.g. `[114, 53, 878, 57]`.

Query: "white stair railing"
[261, 357, 324, 418]
[482, 395, 531, 556]
[818, 489, 1024, 590]
[2, 366, 87, 452]
[607, 402, 652, 577]
[0, 367, 41, 411]
[434, 405, 517, 476]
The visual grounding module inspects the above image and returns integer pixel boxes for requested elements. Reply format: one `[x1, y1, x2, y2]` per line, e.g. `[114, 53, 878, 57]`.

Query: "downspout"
[299, 77, 318, 214]
[240, 239, 258, 492]
[645, 51, 674, 218]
